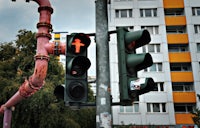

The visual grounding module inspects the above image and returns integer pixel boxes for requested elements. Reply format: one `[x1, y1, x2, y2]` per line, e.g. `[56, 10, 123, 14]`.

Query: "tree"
[191, 108, 200, 127]
[0, 29, 95, 128]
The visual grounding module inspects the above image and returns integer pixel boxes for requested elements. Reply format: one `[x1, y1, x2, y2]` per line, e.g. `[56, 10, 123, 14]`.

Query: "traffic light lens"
[68, 82, 85, 100]
[71, 65, 83, 76]
[70, 56, 91, 77]
[68, 33, 91, 54]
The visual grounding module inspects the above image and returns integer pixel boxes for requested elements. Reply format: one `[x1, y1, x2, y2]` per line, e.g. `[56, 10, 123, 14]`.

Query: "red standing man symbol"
[72, 38, 85, 53]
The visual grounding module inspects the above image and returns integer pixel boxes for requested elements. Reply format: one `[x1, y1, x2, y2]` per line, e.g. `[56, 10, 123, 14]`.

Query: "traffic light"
[65, 33, 91, 106]
[117, 27, 155, 105]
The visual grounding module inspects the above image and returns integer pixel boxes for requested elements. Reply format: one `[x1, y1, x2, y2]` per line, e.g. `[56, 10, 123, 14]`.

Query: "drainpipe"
[0, 0, 55, 114]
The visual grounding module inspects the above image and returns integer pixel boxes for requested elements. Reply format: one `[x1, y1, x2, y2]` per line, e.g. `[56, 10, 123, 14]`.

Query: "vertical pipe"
[3, 108, 12, 128]
[95, 0, 112, 127]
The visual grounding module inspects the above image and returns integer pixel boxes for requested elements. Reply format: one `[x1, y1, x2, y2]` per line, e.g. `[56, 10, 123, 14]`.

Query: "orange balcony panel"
[175, 113, 194, 124]
[171, 72, 194, 82]
[173, 92, 196, 103]
[169, 52, 191, 63]
[165, 16, 186, 26]
[163, 0, 184, 8]
[167, 34, 188, 44]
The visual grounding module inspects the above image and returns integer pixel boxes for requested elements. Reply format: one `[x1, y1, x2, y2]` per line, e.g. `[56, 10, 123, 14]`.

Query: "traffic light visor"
[67, 56, 91, 77]
[125, 29, 151, 51]
[127, 53, 153, 73]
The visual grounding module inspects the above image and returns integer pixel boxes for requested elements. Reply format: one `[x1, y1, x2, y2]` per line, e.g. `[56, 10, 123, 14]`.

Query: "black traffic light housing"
[65, 33, 91, 106]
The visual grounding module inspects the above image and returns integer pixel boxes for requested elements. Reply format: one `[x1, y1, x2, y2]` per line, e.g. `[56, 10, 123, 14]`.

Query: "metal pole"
[95, 0, 112, 128]
[3, 108, 12, 128]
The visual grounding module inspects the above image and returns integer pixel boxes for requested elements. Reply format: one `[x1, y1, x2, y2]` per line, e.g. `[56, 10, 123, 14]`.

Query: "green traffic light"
[117, 27, 155, 105]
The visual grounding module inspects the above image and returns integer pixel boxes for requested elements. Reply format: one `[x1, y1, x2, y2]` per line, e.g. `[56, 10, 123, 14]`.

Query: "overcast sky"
[0, 0, 96, 43]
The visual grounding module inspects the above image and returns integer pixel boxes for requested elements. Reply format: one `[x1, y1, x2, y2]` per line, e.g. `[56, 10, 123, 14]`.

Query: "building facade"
[108, 0, 200, 127]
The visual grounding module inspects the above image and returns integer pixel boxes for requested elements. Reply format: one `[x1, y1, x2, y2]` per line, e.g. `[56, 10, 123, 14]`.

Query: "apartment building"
[108, 0, 200, 127]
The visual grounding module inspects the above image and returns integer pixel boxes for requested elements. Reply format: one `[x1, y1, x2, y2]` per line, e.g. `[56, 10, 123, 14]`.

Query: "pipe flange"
[36, 33, 52, 40]
[38, 6, 53, 14]
[34, 54, 50, 61]
[53, 42, 61, 55]
[28, 77, 44, 91]
[37, 22, 52, 29]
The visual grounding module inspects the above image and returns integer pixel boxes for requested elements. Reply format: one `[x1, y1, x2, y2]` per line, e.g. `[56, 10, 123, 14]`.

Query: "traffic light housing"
[65, 33, 91, 106]
[117, 27, 155, 105]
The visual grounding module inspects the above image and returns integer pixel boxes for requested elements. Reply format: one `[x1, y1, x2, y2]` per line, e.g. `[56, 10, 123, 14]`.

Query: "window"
[170, 63, 192, 71]
[141, 26, 159, 34]
[194, 25, 200, 33]
[147, 103, 166, 113]
[174, 104, 195, 113]
[198, 94, 200, 102]
[166, 26, 186, 33]
[115, 9, 133, 18]
[154, 82, 164, 92]
[172, 82, 194, 92]
[192, 7, 200, 16]
[142, 44, 160, 53]
[120, 103, 139, 113]
[168, 44, 189, 52]
[140, 8, 157, 17]
[145, 63, 162, 72]
[197, 43, 200, 52]
[164, 8, 184, 16]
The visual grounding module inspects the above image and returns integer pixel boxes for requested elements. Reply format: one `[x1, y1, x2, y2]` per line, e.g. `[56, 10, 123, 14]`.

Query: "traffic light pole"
[95, 0, 112, 128]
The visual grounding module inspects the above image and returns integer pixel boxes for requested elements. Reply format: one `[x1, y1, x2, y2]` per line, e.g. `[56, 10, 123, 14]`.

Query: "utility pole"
[95, 0, 112, 128]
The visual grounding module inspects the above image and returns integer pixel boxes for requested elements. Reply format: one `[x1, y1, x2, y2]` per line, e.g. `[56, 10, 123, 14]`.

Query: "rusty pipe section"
[0, 0, 53, 114]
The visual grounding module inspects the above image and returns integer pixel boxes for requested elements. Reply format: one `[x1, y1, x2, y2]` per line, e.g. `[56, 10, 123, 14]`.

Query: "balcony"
[173, 92, 196, 103]
[165, 16, 186, 26]
[163, 0, 184, 8]
[167, 34, 188, 44]
[171, 72, 194, 82]
[175, 113, 194, 124]
[169, 52, 191, 63]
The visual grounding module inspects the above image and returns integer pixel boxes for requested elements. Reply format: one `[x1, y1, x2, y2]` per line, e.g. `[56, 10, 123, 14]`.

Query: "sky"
[0, 0, 97, 76]
[0, 0, 96, 43]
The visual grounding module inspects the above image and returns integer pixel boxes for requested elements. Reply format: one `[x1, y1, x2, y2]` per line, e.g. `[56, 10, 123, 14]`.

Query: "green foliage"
[191, 108, 200, 127]
[0, 29, 95, 128]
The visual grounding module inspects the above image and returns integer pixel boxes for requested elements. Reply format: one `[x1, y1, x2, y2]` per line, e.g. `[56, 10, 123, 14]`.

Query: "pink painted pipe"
[0, 0, 55, 113]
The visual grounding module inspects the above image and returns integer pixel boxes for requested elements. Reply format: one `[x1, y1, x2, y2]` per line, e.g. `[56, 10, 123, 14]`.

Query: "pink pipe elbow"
[0, 0, 53, 114]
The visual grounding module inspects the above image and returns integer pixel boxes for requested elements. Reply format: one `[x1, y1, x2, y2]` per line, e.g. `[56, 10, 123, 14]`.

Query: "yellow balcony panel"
[169, 52, 191, 63]
[167, 34, 188, 44]
[171, 72, 194, 82]
[175, 113, 194, 124]
[173, 92, 196, 103]
[54, 33, 60, 41]
[165, 16, 186, 26]
[54, 33, 60, 38]
[163, 0, 184, 8]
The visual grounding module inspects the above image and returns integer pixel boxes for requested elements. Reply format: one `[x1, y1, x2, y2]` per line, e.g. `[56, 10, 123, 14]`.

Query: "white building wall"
[109, 0, 176, 125]
[184, 0, 200, 108]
